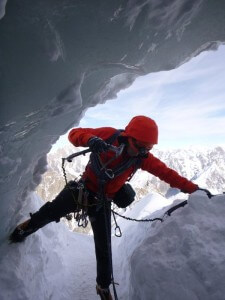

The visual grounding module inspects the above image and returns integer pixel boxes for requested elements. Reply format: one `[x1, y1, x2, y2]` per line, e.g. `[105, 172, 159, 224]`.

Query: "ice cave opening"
[35, 44, 225, 235]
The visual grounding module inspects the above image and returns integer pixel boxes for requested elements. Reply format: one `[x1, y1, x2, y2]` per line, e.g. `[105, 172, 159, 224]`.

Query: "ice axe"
[63, 143, 125, 163]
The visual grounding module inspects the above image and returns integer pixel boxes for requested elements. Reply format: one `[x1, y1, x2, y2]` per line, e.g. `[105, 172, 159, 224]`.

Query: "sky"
[53, 45, 225, 150]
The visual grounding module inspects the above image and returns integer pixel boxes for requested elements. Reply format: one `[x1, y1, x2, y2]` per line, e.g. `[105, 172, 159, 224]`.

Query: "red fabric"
[68, 126, 198, 197]
[123, 115, 158, 144]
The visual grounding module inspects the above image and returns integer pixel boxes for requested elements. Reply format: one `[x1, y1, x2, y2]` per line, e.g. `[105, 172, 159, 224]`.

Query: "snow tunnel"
[1, 0, 225, 298]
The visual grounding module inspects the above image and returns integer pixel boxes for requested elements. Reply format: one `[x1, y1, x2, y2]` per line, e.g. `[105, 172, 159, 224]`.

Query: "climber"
[10, 115, 211, 300]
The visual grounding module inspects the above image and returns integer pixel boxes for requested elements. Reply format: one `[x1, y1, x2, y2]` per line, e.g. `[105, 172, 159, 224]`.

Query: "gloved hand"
[87, 136, 110, 153]
[197, 188, 213, 198]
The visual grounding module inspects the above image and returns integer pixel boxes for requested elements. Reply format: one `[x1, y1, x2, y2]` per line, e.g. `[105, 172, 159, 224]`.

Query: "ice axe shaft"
[63, 144, 125, 163]
[64, 149, 91, 162]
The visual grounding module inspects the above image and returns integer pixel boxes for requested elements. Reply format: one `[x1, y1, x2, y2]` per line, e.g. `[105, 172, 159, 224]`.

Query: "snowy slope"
[0, 192, 99, 300]
[1, 190, 225, 300]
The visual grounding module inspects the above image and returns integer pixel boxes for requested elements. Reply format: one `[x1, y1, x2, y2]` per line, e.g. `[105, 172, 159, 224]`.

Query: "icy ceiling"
[0, 0, 225, 241]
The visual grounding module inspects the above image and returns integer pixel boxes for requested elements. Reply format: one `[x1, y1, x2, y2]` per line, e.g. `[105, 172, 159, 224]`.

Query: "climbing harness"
[61, 131, 126, 227]
[61, 130, 142, 228]
[62, 157, 88, 226]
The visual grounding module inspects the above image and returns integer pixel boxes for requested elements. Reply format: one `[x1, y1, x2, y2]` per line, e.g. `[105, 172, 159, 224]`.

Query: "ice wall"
[1, 0, 225, 241]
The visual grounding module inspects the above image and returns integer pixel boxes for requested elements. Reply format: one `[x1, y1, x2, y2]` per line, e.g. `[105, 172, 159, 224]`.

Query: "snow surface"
[0, 193, 99, 300]
[1, 191, 225, 300]
[114, 191, 225, 300]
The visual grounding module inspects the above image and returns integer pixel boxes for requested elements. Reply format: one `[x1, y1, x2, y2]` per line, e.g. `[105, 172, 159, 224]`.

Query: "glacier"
[1, 1, 225, 299]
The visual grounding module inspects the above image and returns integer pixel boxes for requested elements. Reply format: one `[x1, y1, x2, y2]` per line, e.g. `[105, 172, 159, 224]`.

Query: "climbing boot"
[9, 218, 38, 243]
[96, 285, 113, 300]
[9, 202, 56, 243]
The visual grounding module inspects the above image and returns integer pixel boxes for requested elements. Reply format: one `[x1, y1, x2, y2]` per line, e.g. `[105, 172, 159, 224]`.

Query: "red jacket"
[68, 127, 198, 197]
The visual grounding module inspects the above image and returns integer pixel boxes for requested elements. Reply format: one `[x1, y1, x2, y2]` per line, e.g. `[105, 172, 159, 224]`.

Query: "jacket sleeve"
[68, 127, 116, 147]
[141, 153, 199, 194]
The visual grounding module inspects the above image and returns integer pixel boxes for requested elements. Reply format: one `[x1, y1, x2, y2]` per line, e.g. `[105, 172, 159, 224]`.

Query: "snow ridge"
[114, 191, 225, 300]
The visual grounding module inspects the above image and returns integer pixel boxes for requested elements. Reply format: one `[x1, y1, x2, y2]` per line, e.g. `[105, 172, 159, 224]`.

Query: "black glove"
[197, 188, 213, 198]
[87, 137, 110, 153]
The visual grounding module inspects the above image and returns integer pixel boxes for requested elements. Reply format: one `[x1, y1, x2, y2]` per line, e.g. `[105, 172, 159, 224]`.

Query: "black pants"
[31, 181, 112, 289]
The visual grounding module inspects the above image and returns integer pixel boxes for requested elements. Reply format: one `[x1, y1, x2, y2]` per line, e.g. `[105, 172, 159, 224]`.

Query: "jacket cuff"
[182, 183, 199, 194]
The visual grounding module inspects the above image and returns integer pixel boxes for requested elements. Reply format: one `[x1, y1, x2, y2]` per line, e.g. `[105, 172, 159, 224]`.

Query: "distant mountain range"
[36, 144, 225, 231]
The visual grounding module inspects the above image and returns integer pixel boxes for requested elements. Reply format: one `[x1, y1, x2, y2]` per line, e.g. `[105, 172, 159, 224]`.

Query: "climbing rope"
[62, 158, 69, 185]
[112, 209, 163, 223]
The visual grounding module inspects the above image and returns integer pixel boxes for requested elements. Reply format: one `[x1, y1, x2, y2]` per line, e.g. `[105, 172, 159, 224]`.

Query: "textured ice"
[0, 0, 7, 19]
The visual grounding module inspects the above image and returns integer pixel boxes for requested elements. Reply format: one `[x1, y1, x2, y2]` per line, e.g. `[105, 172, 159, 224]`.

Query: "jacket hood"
[123, 115, 158, 144]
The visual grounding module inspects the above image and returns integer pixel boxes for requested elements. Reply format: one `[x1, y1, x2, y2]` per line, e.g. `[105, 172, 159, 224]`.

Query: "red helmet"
[123, 115, 158, 144]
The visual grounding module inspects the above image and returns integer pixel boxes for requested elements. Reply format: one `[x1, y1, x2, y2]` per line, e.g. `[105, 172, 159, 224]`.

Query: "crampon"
[9, 219, 36, 243]
[96, 285, 113, 300]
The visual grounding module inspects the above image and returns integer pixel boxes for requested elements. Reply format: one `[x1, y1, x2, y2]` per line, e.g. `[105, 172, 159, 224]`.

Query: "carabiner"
[115, 225, 122, 237]
[105, 168, 114, 179]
